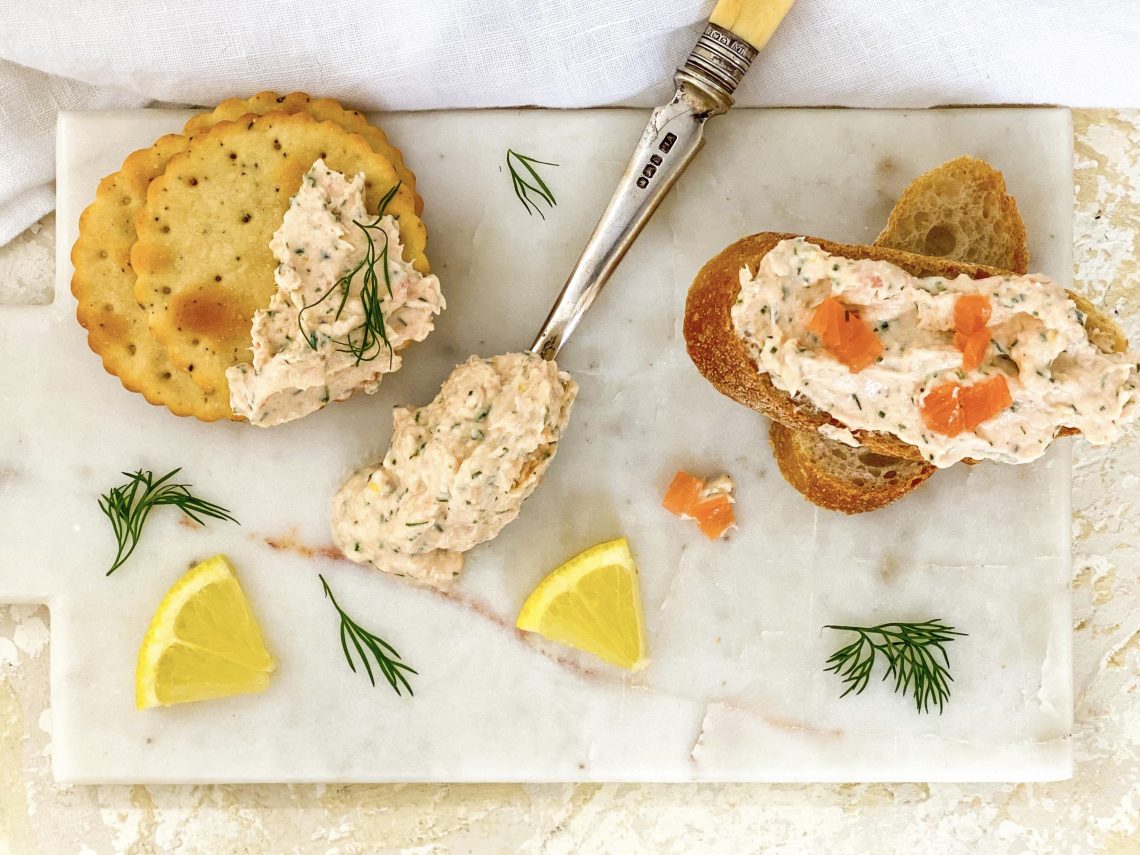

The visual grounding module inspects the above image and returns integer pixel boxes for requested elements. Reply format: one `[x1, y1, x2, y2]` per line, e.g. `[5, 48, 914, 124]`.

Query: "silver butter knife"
[531, 0, 796, 359]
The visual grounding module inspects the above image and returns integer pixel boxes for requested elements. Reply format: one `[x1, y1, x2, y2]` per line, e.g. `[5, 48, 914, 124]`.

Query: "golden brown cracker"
[71, 93, 425, 422]
[183, 92, 314, 134]
[184, 91, 422, 213]
[132, 110, 429, 398]
[71, 134, 234, 421]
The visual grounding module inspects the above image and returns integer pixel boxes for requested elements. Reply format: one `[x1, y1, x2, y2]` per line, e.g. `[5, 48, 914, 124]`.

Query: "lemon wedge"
[136, 554, 276, 709]
[516, 538, 647, 671]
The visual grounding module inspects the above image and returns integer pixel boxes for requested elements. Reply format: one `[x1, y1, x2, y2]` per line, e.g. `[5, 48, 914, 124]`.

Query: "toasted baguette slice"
[875, 156, 1029, 274]
[769, 421, 936, 513]
[771, 156, 1032, 513]
[684, 232, 1125, 464]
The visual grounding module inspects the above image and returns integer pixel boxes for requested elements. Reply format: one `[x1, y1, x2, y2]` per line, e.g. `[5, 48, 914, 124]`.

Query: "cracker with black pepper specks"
[131, 110, 428, 401]
[73, 93, 424, 421]
[184, 91, 422, 214]
[71, 133, 234, 420]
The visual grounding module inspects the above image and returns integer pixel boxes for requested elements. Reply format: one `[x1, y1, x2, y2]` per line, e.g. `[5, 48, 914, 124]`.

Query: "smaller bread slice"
[684, 232, 1123, 463]
[875, 156, 1029, 274]
[769, 420, 936, 514]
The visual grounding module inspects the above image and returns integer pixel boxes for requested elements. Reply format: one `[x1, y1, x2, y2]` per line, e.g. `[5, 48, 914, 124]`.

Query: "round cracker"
[132, 110, 430, 399]
[71, 134, 233, 421]
[183, 91, 422, 213]
[72, 95, 424, 422]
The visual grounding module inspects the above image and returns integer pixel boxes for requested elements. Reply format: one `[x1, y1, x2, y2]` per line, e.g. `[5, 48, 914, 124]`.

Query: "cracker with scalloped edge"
[72, 93, 423, 421]
[184, 91, 422, 213]
[132, 110, 429, 398]
[71, 133, 233, 420]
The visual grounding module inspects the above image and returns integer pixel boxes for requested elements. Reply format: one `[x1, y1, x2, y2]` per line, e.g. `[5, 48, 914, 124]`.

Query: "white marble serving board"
[0, 107, 1073, 783]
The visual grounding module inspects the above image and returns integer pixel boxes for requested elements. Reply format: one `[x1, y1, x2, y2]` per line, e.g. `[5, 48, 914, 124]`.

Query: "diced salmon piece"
[955, 294, 992, 334]
[922, 375, 1013, 437]
[807, 296, 884, 373]
[663, 471, 736, 540]
[961, 374, 1013, 430]
[662, 471, 703, 517]
[953, 294, 993, 372]
[920, 382, 966, 437]
[955, 329, 991, 372]
[807, 295, 844, 340]
[691, 494, 735, 540]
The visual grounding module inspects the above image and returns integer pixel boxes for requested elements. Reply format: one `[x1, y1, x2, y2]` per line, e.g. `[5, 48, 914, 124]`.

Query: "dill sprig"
[98, 468, 237, 576]
[298, 182, 402, 366]
[823, 620, 967, 714]
[506, 149, 558, 218]
[320, 574, 417, 696]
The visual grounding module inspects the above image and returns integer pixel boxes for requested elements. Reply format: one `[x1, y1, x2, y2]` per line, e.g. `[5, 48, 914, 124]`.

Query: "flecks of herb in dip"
[732, 238, 1140, 467]
[227, 159, 444, 427]
[331, 352, 578, 587]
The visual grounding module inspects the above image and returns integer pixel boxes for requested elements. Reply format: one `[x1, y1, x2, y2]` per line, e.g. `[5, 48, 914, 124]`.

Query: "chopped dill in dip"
[331, 352, 577, 587]
[227, 159, 444, 427]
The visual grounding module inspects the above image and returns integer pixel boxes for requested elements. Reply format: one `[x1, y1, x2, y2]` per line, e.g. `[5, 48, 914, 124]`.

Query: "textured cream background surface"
[1, 109, 1138, 853]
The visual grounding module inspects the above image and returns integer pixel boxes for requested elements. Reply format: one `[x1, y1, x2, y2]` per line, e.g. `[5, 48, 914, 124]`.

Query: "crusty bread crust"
[768, 420, 936, 513]
[875, 156, 1029, 274]
[684, 232, 1122, 463]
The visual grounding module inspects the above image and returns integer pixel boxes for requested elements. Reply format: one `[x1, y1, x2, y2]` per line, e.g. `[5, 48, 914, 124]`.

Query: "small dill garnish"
[823, 620, 966, 714]
[298, 182, 402, 366]
[98, 468, 237, 576]
[320, 574, 416, 696]
[506, 149, 558, 218]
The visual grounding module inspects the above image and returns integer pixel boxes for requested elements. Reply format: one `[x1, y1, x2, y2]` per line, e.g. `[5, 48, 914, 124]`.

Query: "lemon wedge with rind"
[516, 538, 647, 671]
[136, 554, 276, 709]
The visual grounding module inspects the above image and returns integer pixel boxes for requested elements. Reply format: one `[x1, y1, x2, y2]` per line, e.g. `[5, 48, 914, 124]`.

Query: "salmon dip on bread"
[732, 237, 1140, 467]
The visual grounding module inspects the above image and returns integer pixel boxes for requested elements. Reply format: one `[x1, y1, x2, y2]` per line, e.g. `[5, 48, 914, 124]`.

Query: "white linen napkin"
[1, 0, 1138, 247]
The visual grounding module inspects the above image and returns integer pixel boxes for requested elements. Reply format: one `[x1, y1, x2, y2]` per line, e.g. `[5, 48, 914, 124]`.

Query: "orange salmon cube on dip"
[955, 329, 991, 372]
[954, 294, 992, 333]
[921, 382, 966, 437]
[922, 375, 1013, 437]
[954, 295, 993, 372]
[961, 375, 1013, 431]
[808, 296, 883, 372]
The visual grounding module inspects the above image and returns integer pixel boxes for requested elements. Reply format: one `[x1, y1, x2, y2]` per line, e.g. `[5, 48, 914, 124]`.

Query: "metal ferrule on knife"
[677, 24, 759, 113]
[530, 24, 762, 360]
